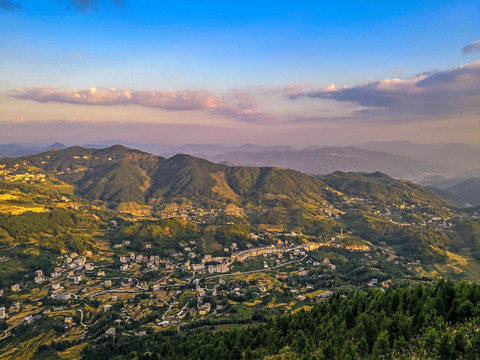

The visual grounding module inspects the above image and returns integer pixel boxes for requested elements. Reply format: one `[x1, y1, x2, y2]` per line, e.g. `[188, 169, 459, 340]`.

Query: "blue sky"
[1, 0, 479, 145]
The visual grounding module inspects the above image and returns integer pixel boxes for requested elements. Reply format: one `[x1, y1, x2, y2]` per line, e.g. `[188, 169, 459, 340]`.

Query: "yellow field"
[244, 300, 262, 306]
[304, 289, 326, 298]
[0, 330, 56, 360]
[58, 343, 87, 359]
[117, 201, 152, 216]
[0, 194, 18, 201]
[0, 205, 49, 215]
[293, 305, 313, 313]
[418, 247, 480, 283]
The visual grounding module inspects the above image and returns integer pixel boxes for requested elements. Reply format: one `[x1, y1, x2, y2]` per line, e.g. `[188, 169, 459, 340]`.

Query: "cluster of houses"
[0, 164, 46, 183]
[119, 253, 163, 271]
[51, 252, 94, 284]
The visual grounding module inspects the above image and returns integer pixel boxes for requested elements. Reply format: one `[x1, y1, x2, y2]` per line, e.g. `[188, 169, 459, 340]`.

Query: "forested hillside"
[81, 280, 480, 360]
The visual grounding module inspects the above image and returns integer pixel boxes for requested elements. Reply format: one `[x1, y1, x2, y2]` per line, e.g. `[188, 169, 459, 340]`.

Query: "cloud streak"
[70, 0, 124, 12]
[0, 0, 20, 10]
[293, 60, 480, 118]
[462, 39, 480, 55]
[12, 87, 224, 111]
[11, 86, 273, 123]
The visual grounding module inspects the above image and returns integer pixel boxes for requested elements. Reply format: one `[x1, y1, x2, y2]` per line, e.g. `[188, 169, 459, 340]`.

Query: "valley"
[0, 145, 479, 359]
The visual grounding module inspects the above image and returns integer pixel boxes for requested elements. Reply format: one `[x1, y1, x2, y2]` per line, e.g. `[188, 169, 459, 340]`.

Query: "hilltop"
[12, 146, 334, 222]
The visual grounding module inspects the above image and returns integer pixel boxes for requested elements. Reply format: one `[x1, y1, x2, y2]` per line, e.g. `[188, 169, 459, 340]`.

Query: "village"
[0, 227, 395, 344]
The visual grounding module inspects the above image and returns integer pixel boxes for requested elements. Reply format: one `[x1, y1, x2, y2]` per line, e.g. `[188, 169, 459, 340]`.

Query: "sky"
[0, 0, 479, 146]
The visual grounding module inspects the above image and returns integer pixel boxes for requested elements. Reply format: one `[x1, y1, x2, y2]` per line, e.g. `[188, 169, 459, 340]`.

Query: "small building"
[0, 307, 6, 319]
[24, 314, 34, 324]
[219, 264, 229, 273]
[58, 292, 71, 301]
[11, 284, 20, 292]
[51, 283, 61, 290]
[156, 320, 169, 327]
[74, 256, 86, 267]
[104, 304, 113, 312]
[192, 263, 205, 271]
[104, 280, 112, 287]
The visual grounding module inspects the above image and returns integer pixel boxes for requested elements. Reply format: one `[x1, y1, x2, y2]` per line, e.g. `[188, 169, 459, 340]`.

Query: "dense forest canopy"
[80, 280, 480, 360]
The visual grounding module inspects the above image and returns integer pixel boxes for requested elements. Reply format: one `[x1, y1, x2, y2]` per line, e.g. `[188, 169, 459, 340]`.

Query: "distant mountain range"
[2, 141, 480, 205]
[356, 141, 480, 175]
[430, 177, 480, 207]
[204, 146, 440, 180]
[2, 145, 451, 214]
[82, 141, 295, 157]
[0, 142, 66, 158]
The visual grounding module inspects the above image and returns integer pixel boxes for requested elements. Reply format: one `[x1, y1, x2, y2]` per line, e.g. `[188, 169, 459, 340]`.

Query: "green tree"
[372, 330, 391, 360]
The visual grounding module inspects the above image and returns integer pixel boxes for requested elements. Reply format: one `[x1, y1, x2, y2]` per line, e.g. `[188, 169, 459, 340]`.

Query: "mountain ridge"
[205, 146, 439, 180]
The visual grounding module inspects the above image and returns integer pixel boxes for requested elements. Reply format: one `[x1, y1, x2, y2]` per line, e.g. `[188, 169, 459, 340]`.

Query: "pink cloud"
[214, 90, 273, 123]
[12, 87, 224, 111]
[11, 86, 274, 123]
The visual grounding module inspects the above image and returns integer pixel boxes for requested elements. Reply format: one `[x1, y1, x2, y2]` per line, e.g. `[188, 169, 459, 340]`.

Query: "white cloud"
[294, 60, 480, 118]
